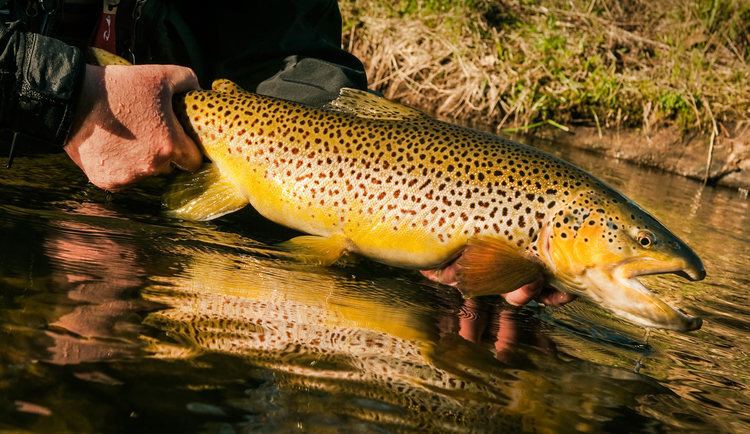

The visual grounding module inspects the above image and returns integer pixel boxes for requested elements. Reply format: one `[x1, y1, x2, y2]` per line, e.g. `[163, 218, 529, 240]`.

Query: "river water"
[0, 140, 748, 433]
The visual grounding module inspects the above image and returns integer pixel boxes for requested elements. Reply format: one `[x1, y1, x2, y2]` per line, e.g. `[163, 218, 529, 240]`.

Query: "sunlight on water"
[0, 149, 748, 433]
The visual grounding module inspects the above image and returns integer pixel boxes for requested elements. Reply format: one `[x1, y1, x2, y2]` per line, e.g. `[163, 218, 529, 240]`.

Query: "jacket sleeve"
[0, 21, 85, 147]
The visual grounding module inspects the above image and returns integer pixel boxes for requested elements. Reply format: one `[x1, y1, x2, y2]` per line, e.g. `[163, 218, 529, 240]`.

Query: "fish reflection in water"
[144, 240, 676, 432]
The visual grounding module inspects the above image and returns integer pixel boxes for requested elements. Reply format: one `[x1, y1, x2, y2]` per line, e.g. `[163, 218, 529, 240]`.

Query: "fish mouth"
[616, 256, 706, 282]
[580, 258, 704, 332]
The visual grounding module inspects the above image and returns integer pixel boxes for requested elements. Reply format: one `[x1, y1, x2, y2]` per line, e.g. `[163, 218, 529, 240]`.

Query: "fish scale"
[176, 83, 622, 270]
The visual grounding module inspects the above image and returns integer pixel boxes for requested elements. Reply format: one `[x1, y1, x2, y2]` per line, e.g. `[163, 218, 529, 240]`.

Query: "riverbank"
[547, 124, 750, 189]
[340, 0, 750, 189]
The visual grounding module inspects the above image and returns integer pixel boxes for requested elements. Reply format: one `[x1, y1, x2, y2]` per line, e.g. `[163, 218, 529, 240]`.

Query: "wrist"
[57, 54, 89, 148]
[12, 33, 85, 147]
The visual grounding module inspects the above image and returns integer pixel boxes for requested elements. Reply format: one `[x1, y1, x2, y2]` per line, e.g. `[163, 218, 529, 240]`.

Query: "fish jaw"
[561, 258, 704, 332]
[535, 191, 705, 331]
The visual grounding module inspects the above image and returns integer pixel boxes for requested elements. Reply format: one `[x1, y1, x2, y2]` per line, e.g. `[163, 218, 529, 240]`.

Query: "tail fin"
[87, 47, 132, 66]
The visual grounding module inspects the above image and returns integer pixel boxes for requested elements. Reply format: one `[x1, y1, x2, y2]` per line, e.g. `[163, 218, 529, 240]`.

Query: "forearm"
[0, 21, 85, 148]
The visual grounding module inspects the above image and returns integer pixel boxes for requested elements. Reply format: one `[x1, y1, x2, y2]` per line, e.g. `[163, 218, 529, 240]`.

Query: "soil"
[537, 124, 750, 191]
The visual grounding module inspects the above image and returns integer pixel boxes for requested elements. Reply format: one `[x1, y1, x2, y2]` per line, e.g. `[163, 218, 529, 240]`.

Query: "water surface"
[0, 142, 748, 433]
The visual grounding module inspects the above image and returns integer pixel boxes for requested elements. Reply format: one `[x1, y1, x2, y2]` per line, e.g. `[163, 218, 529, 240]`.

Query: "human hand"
[420, 263, 575, 307]
[64, 64, 203, 191]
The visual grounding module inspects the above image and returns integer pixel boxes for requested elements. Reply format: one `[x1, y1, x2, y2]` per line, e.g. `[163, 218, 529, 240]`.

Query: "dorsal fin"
[325, 88, 427, 121]
[211, 79, 248, 95]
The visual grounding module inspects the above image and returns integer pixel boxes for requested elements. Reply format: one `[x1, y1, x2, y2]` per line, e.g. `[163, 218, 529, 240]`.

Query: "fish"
[91, 48, 706, 332]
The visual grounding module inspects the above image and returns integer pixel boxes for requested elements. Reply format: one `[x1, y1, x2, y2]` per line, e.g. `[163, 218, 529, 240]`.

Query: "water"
[0, 143, 748, 433]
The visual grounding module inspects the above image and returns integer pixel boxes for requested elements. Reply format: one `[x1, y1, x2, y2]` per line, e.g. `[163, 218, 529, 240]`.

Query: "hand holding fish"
[421, 266, 575, 306]
[64, 64, 203, 191]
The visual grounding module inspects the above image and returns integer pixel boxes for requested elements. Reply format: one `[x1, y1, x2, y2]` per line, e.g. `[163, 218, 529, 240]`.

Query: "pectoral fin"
[455, 236, 544, 298]
[278, 234, 349, 266]
[163, 163, 248, 221]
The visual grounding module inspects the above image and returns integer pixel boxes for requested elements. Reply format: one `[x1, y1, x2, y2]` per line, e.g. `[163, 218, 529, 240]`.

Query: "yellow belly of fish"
[213, 153, 466, 269]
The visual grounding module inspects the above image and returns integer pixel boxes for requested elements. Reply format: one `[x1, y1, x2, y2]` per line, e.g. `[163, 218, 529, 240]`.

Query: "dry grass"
[340, 0, 750, 136]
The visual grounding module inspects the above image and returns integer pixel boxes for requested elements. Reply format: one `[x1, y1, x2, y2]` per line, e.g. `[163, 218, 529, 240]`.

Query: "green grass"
[341, 0, 750, 135]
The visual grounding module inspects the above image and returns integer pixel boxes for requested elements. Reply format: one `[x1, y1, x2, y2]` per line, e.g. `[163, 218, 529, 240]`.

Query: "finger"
[168, 125, 203, 171]
[163, 65, 201, 93]
[158, 66, 203, 171]
[154, 157, 176, 176]
[419, 261, 460, 287]
[458, 299, 488, 344]
[495, 310, 518, 356]
[502, 278, 544, 306]
[536, 287, 576, 306]
[161, 85, 203, 172]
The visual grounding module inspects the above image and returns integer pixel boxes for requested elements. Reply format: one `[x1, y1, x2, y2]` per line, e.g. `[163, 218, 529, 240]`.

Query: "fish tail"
[163, 163, 248, 221]
[87, 47, 132, 66]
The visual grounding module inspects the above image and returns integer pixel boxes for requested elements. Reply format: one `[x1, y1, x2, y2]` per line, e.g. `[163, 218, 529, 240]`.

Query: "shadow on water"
[0, 150, 747, 433]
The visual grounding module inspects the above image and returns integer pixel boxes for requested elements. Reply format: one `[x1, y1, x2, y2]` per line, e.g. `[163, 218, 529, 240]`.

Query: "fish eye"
[636, 230, 654, 248]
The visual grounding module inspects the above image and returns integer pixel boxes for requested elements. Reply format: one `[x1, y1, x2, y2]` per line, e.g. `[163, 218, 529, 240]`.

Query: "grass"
[340, 0, 750, 136]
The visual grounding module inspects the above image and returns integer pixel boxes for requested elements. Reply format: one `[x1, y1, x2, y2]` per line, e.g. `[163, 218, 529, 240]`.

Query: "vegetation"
[340, 0, 750, 135]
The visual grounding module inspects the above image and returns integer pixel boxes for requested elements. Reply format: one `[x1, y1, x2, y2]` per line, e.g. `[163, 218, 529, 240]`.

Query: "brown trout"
[164, 80, 704, 331]
[90, 49, 705, 331]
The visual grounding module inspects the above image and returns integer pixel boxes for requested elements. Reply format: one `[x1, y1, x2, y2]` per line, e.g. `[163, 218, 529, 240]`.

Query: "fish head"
[537, 191, 704, 331]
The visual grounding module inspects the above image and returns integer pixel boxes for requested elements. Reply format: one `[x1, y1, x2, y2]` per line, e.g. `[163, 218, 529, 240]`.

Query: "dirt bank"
[544, 124, 750, 190]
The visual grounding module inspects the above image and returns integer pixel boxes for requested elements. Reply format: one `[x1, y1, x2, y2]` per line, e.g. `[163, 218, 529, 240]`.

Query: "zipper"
[126, 0, 146, 63]
[5, 0, 60, 168]
[38, 0, 59, 35]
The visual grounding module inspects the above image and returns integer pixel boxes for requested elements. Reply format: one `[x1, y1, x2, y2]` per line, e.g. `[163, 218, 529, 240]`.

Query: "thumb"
[160, 65, 203, 171]
[168, 119, 203, 172]
[163, 65, 201, 93]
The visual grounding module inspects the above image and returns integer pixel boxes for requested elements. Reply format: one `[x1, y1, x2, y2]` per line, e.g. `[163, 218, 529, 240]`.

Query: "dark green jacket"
[0, 0, 367, 152]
